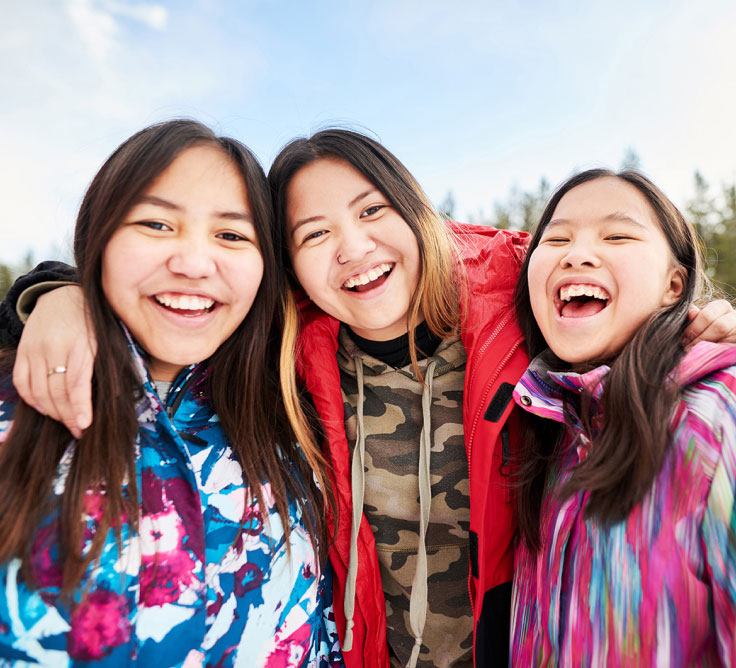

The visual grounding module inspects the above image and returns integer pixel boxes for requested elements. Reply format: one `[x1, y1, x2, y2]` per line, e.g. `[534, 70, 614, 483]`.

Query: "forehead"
[286, 157, 374, 213]
[551, 177, 657, 228]
[147, 144, 247, 198]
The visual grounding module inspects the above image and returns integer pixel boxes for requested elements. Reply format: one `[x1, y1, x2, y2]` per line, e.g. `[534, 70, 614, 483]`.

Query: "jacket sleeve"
[702, 375, 736, 665]
[0, 261, 78, 348]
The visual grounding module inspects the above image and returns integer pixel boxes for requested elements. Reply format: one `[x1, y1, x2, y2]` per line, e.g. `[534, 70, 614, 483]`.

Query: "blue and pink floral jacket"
[0, 337, 342, 667]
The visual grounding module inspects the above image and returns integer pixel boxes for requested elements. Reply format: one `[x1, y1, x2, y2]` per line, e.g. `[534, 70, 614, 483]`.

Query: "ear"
[661, 267, 685, 306]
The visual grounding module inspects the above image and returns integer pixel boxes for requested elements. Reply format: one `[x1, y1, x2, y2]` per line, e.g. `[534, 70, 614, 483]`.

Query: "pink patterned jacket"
[511, 342, 736, 667]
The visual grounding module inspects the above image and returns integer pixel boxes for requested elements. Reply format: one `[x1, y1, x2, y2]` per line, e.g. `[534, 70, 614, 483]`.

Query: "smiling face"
[286, 157, 421, 341]
[102, 144, 264, 381]
[527, 176, 684, 365]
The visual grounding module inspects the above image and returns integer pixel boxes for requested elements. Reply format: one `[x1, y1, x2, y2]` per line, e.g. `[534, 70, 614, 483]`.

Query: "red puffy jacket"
[296, 223, 530, 667]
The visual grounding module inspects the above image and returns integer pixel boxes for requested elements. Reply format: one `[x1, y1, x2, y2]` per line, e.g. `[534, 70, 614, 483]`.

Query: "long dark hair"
[0, 119, 331, 593]
[269, 129, 462, 461]
[514, 168, 706, 550]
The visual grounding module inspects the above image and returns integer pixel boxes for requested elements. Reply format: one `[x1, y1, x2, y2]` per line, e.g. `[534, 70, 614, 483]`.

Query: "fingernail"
[77, 413, 91, 429]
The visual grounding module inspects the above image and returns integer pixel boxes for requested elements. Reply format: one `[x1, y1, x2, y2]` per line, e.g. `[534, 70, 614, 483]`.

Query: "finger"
[47, 366, 82, 439]
[29, 357, 63, 422]
[66, 340, 95, 433]
[686, 304, 700, 321]
[46, 365, 76, 428]
[11, 351, 38, 412]
[687, 320, 726, 348]
[682, 300, 730, 343]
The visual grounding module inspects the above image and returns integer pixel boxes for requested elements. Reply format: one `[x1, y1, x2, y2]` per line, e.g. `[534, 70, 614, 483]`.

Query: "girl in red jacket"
[270, 130, 530, 668]
[7, 129, 736, 668]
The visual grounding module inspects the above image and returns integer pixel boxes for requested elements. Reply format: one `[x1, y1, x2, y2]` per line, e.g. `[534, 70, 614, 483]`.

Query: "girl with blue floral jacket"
[0, 120, 342, 667]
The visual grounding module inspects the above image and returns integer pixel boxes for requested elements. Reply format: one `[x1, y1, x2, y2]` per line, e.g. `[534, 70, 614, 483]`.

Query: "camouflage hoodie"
[337, 327, 472, 667]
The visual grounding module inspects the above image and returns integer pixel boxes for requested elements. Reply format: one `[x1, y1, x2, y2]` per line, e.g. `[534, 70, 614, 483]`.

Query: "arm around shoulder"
[0, 261, 77, 347]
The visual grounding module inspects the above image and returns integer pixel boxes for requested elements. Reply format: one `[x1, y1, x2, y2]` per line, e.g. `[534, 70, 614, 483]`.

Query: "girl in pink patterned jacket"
[510, 168, 736, 667]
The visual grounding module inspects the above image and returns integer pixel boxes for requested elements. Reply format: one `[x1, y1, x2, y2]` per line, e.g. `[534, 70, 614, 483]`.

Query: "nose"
[337, 221, 377, 265]
[167, 237, 217, 278]
[560, 238, 601, 269]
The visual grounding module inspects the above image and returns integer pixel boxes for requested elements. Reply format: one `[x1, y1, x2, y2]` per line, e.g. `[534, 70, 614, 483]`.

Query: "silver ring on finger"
[48, 366, 68, 376]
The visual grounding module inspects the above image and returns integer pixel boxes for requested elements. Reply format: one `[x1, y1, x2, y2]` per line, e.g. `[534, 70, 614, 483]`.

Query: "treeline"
[0, 252, 35, 302]
[440, 155, 736, 300]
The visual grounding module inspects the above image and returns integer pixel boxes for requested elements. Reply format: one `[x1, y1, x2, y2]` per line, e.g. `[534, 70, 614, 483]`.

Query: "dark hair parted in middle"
[270, 129, 460, 346]
[0, 119, 332, 593]
[513, 168, 707, 551]
[269, 128, 463, 448]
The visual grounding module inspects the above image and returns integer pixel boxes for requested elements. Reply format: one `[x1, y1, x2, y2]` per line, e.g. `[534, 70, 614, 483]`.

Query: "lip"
[339, 261, 394, 287]
[152, 289, 220, 302]
[339, 263, 396, 300]
[147, 295, 222, 329]
[551, 276, 613, 321]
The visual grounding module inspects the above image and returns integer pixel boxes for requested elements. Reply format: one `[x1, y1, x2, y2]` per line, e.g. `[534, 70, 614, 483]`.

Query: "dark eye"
[303, 230, 327, 242]
[218, 231, 248, 242]
[606, 234, 632, 241]
[137, 220, 170, 231]
[361, 205, 385, 218]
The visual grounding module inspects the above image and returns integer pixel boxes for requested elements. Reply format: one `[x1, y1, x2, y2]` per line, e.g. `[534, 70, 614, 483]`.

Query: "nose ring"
[337, 253, 348, 265]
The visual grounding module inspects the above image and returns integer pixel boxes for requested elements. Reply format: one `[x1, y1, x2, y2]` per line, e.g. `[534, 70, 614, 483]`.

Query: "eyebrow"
[290, 188, 379, 238]
[546, 211, 648, 230]
[134, 195, 253, 222]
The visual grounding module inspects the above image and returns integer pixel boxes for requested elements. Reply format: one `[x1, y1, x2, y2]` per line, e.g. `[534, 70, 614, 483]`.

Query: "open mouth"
[153, 293, 217, 316]
[557, 284, 610, 318]
[342, 263, 394, 293]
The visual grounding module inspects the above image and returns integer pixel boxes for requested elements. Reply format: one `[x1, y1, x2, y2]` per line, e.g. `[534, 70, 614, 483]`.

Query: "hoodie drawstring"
[406, 360, 436, 668]
[342, 356, 367, 652]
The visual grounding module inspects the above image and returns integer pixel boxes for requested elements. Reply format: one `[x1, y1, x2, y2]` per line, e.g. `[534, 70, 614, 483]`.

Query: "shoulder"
[672, 344, 736, 474]
[677, 343, 736, 409]
[447, 222, 529, 297]
[447, 221, 530, 266]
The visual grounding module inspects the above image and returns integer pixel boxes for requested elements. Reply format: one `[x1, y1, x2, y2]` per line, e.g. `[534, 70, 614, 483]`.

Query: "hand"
[683, 300, 736, 348]
[12, 286, 97, 438]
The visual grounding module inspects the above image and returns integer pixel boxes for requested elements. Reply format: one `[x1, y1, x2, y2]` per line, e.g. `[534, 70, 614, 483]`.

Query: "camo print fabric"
[336, 327, 473, 668]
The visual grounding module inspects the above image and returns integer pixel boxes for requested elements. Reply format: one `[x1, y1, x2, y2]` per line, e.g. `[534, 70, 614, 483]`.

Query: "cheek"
[526, 250, 553, 321]
[229, 254, 265, 310]
[101, 238, 131, 310]
[290, 248, 326, 299]
[397, 226, 421, 289]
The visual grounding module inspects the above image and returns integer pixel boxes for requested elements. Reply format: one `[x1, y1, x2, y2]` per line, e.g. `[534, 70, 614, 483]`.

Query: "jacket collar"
[513, 349, 608, 424]
[514, 341, 736, 424]
[119, 323, 201, 424]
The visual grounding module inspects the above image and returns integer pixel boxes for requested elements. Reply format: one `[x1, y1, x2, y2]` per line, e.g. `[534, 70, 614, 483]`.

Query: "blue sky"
[4, 0, 736, 264]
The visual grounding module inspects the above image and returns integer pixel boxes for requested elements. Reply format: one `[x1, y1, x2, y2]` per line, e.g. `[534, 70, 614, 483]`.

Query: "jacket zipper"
[466, 321, 522, 485]
[466, 332, 523, 607]
[165, 368, 200, 419]
[500, 425, 511, 503]
[463, 310, 516, 604]
[468, 336, 522, 490]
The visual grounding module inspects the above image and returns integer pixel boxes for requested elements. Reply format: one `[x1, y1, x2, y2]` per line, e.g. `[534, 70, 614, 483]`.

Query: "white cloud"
[65, 0, 120, 64]
[0, 0, 262, 264]
[106, 0, 168, 30]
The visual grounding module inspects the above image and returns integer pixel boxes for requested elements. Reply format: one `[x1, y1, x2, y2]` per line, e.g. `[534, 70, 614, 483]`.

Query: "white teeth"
[155, 294, 215, 310]
[559, 284, 610, 302]
[343, 263, 393, 288]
